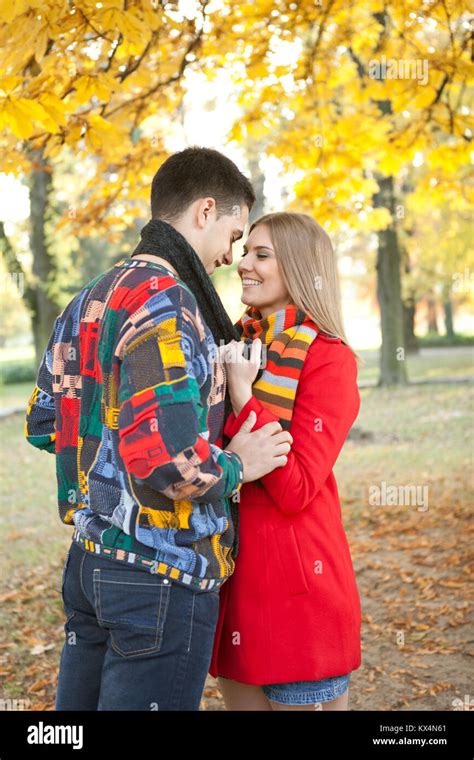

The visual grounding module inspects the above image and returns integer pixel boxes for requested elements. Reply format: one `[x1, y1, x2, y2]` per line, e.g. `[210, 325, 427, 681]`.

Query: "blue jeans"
[56, 540, 220, 711]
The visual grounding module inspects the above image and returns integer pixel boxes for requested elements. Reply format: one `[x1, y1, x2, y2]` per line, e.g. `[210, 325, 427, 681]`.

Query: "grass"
[0, 414, 68, 572]
[335, 382, 474, 521]
[0, 345, 35, 362]
[0, 382, 34, 410]
[356, 345, 473, 385]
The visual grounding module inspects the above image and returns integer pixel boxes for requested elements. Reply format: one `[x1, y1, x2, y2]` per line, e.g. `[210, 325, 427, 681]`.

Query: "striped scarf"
[235, 304, 319, 430]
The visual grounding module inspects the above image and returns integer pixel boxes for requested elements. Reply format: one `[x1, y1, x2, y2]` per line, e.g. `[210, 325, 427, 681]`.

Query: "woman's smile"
[238, 223, 292, 318]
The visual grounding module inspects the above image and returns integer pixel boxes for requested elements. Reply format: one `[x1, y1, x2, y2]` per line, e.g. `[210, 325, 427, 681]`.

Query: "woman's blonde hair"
[248, 211, 360, 362]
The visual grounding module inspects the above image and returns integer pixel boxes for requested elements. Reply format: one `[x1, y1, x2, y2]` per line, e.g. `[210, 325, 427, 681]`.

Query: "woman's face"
[237, 224, 290, 318]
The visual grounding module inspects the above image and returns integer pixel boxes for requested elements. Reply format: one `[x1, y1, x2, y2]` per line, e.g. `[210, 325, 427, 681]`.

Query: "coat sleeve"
[25, 321, 58, 454]
[224, 344, 360, 515]
[117, 289, 243, 503]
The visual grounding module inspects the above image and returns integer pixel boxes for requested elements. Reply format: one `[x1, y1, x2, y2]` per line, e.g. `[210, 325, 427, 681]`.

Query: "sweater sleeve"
[225, 344, 360, 514]
[25, 321, 57, 454]
[117, 287, 243, 503]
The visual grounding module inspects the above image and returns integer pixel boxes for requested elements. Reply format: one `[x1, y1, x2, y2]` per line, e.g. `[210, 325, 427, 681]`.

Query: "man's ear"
[195, 197, 216, 227]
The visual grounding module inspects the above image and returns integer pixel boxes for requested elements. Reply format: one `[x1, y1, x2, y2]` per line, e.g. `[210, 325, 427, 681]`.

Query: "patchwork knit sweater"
[25, 257, 244, 591]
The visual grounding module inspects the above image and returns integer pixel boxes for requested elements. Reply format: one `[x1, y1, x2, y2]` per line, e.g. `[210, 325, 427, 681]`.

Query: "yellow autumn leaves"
[0, 79, 66, 139]
[0, 0, 470, 236]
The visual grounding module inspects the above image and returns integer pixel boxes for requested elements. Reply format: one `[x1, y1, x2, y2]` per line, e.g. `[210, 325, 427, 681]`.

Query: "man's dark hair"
[150, 146, 256, 221]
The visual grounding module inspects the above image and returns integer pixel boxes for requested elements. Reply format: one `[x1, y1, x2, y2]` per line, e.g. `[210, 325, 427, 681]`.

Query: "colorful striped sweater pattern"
[25, 257, 244, 591]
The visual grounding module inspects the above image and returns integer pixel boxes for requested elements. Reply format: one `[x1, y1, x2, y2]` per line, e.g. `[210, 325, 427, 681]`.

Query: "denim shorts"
[261, 673, 351, 705]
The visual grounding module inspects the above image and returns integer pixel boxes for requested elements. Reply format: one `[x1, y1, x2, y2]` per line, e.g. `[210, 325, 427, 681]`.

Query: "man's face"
[200, 203, 249, 275]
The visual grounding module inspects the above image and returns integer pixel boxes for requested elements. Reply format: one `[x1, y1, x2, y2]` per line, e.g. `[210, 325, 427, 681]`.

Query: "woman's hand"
[221, 339, 263, 415]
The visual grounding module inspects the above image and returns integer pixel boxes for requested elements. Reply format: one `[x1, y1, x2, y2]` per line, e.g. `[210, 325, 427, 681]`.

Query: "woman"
[208, 212, 362, 710]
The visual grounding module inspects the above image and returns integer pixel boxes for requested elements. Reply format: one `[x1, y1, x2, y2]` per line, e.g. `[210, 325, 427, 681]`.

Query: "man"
[25, 146, 292, 711]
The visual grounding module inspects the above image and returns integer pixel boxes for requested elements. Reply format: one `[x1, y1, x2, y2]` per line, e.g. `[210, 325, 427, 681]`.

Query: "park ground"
[0, 346, 472, 710]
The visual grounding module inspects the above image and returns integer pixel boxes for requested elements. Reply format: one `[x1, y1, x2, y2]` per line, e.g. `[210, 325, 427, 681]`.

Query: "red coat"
[209, 334, 362, 685]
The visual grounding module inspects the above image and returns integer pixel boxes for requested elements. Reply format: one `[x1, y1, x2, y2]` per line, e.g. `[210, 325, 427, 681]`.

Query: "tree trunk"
[28, 149, 59, 367]
[403, 296, 419, 354]
[442, 285, 455, 338]
[426, 290, 439, 334]
[374, 174, 408, 385]
[246, 151, 265, 222]
[364, 16, 407, 386]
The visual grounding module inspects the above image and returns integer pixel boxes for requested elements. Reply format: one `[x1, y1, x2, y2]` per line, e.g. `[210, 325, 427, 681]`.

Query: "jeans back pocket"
[93, 565, 171, 658]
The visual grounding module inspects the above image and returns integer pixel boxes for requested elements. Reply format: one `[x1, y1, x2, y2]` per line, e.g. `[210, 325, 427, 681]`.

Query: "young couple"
[25, 146, 361, 711]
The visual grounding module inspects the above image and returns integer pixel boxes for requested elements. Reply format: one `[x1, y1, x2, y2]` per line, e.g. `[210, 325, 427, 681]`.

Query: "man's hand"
[226, 411, 293, 483]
